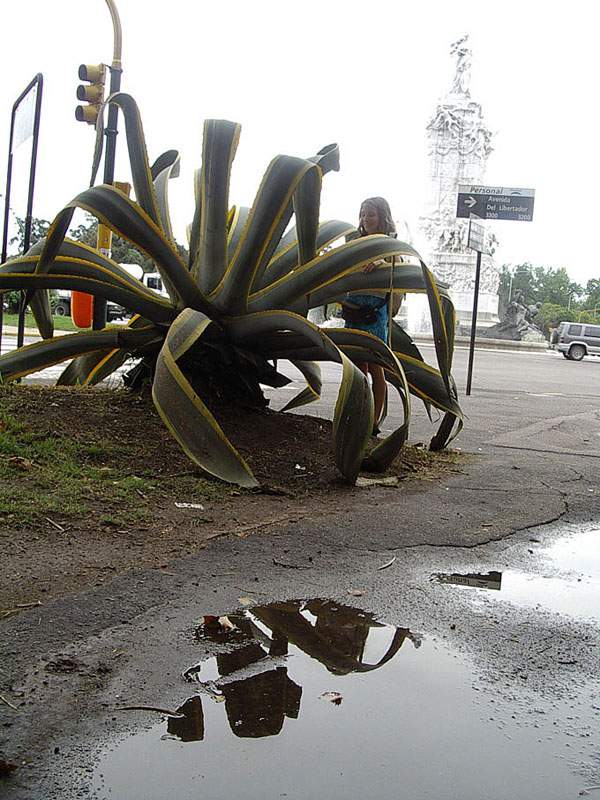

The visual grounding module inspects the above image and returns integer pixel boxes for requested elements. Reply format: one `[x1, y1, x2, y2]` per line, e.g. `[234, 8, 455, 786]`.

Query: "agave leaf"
[248, 235, 421, 312]
[293, 168, 322, 267]
[152, 149, 180, 244]
[281, 360, 322, 412]
[1, 259, 176, 326]
[190, 120, 241, 296]
[326, 328, 411, 471]
[441, 294, 457, 373]
[212, 156, 319, 313]
[224, 310, 373, 483]
[420, 261, 452, 398]
[34, 186, 213, 314]
[226, 205, 250, 267]
[257, 219, 356, 293]
[0, 327, 160, 382]
[152, 308, 258, 488]
[57, 315, 156, 386]
[90, 93, 162, 229]
[390, 319, 425, 363]
[430, 411, 463, 451]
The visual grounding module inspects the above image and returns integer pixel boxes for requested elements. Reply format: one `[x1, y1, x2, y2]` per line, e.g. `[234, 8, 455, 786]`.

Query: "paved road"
[3, 336, 600, 798]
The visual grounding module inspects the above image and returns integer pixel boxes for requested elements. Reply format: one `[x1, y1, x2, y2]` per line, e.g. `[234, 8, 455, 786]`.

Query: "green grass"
[0, 406, 154, 529]
[2, 312, 82, 332]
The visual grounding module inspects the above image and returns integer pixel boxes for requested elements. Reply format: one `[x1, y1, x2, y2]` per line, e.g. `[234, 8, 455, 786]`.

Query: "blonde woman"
[341, 197, 396, 435]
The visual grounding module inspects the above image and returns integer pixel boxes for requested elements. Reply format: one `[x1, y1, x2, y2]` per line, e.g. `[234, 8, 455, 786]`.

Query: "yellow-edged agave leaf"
[430, 410, 463, 451]
[193, 120, 241, 295]
[35, 187, 212, 314]
[0, 328, 159, 383]
[281, 360, 322, 412]
[224, 310, 373, 483]
[257, 219, 356, 293]
[212, 156, 319, 313]
[441, 294, 457, 372]
[28, 288, 54, 340]
[0, 261, 176, 326]
[152, 308, 258, 488]
[292, 167, 322, 267]
[248, 235, 420, 312]
[57, 315, 156, 386]
[151, 149, 180, 244]
[420, 261, 452, 398]
[90, 93, 162, 229]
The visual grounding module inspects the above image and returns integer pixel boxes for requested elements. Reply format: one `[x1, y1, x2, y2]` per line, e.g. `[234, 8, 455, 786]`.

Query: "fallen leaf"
[377, 556, 397, 571]
[347, 589, 366, 597]
[8, 456, 33, 471]
[356, 476, 399, 488]
[238, 596, 255, 606]
[175, 502, 205, 510]
[320, 691, 343, 705]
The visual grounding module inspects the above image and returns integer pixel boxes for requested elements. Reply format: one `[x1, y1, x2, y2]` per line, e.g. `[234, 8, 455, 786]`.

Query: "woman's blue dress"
[344, 294, 388, 342]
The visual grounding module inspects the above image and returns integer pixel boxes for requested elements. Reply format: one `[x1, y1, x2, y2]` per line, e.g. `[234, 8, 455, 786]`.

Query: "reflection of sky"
[452, 530, 600, 623]
[92, 637, 583, 800]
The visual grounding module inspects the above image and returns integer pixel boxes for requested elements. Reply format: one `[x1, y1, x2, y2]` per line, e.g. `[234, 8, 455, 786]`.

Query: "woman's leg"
[369, 363, 386, 425]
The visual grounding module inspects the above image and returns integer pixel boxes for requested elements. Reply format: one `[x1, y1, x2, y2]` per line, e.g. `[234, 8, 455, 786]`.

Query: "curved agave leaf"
[224, 310, 373, 483]
[1, 259, 176, 325]
[0, 327, 160, 382]
[281, 360, 322, 412]
[57, 315, 157, 386]
[34, 187, 213, 314]
[441, 294, 457, 373]
[152, 308, 258, 488]
[152, 149, 180, 244]
[192, 120, 241, 295]
[248, 235, 421, 312]
[256, 219, 356, 293]
[420, 261, 452, 398]
[429, 410, 463, 451]
[211, 156, 320, 313]
[326, 328, 411, 472]
[90, 93, 162, 229]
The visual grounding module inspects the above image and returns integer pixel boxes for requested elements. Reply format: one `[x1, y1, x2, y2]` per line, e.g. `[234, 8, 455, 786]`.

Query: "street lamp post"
[92, 0, 123, 330]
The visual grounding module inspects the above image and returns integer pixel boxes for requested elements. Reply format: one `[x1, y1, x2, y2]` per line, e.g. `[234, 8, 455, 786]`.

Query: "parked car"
[556, 321, 600, 361]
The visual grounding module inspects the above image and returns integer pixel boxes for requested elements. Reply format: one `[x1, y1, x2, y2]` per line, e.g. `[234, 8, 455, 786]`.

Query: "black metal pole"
[465, 249, 482, 396]
[92, 65, 121, 330]
[17, 74, 43, 350]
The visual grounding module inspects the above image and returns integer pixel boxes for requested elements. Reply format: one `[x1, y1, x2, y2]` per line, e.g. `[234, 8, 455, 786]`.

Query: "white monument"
[409, 35, 500, 334]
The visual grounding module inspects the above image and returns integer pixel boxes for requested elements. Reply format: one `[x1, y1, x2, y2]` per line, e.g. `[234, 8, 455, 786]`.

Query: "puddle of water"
[435, 529, 600, 623]
[91, 600, 588, 800]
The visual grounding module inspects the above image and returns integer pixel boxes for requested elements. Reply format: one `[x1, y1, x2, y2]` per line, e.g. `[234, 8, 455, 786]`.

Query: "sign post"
[465, 217, 491, 396]
[456, 185, 535, 221]
[0, 73, 43, 355]
[456, 184, 536, 395]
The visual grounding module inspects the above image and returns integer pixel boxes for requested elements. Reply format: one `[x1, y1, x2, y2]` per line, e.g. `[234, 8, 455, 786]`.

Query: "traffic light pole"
[92, 0, 122, 330]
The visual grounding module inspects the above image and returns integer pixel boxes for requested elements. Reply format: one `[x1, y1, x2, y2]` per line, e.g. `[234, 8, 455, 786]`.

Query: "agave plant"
[0, 94, 462, 488]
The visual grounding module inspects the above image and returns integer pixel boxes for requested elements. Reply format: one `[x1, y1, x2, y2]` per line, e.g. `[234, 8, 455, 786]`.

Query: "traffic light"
[75, 64, 105, 125]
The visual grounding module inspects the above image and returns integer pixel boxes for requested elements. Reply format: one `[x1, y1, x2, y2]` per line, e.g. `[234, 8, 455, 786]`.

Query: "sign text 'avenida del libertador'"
[456, 185, 535, 221]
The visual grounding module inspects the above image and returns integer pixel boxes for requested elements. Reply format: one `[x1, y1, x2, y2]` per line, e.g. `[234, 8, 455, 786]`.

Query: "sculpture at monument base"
[482, 294, 545, 342]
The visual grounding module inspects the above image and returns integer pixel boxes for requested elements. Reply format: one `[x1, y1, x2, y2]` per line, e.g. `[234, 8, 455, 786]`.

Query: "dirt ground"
[0, 385, 461, 617]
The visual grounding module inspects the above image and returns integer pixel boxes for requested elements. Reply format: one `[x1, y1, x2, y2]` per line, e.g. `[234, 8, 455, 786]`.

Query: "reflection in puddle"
[180, 601, 417, 740]
[434, 530, 600, 623]
[435, 571, 502, 591]
[92, 600, 589, 800]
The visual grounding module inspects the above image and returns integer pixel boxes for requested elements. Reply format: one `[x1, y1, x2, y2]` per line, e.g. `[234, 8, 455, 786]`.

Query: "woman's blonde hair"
[358, 197, 397, 238]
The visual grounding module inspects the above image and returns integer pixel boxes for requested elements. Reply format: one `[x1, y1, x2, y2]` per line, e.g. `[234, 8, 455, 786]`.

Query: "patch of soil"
[0, 385, 462, 613]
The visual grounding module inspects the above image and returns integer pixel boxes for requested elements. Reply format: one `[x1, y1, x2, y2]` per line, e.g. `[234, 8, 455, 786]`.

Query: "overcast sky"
[1, 0, 598, 285]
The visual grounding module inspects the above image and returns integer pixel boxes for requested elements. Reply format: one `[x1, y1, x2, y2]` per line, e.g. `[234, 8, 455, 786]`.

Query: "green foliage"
[576, 310, 600, 324]
[499, 263, 582, 309]
[535, 303, 575, 335]
[8, 216, 51, 255]
[0, 93, 462, 486]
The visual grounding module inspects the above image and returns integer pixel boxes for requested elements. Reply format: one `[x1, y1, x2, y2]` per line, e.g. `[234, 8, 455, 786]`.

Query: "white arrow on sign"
[465, 196, 477, 208]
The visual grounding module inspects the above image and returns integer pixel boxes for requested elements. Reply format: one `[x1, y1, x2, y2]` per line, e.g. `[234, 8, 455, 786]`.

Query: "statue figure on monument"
[449, 35, 472, 96]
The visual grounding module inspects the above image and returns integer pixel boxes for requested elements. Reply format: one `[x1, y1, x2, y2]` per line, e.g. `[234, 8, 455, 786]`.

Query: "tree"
[499, 263, 582, 310]
[535, 303, 575, 336]
[8, 216, 51, 255]
[583, 278, 600, 311]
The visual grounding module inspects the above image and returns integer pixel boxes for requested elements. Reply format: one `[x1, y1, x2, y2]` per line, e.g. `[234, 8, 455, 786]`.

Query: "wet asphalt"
[2, 345, 600, 798]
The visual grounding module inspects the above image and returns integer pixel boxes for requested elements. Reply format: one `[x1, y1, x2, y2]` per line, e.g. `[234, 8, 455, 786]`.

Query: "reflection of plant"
[0, 94, 461, 487]
[178, 600, 414, 740]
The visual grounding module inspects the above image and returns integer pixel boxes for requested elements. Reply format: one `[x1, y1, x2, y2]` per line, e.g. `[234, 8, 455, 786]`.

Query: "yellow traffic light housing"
[75, 64, 105, 125]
